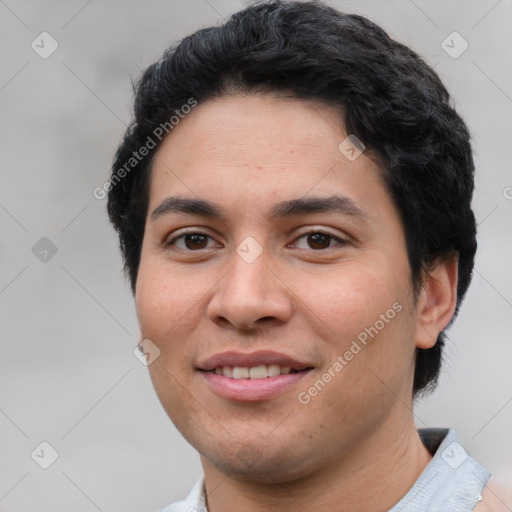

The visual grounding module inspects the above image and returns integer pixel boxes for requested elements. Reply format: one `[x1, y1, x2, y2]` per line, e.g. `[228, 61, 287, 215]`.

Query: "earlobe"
[415, 254, 459, 350]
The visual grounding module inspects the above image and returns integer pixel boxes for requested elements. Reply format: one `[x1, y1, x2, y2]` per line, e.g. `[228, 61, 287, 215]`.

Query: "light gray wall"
[1, 1, 511, 510]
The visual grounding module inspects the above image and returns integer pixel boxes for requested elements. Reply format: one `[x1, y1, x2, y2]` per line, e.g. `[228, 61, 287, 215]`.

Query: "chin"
[203, 440, 319, 485]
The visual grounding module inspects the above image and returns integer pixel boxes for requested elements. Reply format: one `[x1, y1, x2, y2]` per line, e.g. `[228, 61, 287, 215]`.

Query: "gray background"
[1, 0, 511, 510]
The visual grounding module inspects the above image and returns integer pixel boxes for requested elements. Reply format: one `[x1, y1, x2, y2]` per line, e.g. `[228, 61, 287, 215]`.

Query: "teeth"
[232, 367, 250, 379]
[267, 364, 281, 377]
[249, 365, 267, 379]
[214, 365, 298, 379]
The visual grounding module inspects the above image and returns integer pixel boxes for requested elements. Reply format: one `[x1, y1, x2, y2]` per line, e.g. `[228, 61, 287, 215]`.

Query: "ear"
[415, 254, 459, 350]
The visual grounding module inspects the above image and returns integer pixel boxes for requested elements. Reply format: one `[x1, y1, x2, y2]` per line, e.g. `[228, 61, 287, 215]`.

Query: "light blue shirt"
[159, 428, 490, 512]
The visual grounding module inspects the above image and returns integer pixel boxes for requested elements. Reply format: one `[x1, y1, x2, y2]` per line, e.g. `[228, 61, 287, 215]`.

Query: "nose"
[206, 244, 293, 332]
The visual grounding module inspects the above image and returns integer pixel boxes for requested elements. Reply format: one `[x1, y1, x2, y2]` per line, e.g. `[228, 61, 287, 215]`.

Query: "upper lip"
[197, 350, 313, 371]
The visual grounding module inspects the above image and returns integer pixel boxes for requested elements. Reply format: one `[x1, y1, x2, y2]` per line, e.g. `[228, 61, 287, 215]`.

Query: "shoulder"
[473, 476, 512, 512]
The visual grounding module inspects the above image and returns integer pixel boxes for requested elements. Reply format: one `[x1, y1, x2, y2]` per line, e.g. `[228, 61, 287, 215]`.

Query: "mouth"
[197, 351, 315, 401]
[207, 364, 306, 379]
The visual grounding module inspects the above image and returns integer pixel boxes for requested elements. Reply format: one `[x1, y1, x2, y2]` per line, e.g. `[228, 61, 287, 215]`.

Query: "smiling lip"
[197, 350, 314, 401]
[201, 371, 312, 401]
[197, 350, 311, 371]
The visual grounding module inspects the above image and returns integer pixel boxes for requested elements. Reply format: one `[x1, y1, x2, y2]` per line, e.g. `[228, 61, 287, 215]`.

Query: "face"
[136, 93, 423, 483]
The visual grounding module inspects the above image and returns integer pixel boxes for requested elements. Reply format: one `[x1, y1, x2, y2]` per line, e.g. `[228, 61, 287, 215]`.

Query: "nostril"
[232, 321, 251, 331]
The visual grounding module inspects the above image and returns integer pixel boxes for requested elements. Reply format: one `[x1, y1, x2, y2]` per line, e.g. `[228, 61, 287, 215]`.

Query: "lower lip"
[200, 370, 312, 401]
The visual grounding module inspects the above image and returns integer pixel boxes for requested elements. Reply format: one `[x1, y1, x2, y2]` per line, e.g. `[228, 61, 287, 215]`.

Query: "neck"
[201, 415, 433, 512]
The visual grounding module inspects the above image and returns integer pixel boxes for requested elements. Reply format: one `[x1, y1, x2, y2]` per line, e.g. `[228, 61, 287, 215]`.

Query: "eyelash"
[166, 229, 347, 251]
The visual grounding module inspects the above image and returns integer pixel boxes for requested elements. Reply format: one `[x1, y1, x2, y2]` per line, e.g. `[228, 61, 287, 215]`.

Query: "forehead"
[148, 93, 389, 220]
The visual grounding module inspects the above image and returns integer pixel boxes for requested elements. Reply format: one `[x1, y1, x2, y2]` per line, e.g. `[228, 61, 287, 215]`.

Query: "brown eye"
[307, 233, 332, 249]
[183, 234, 208, 249]
[292, 231, 346, 250]
[168, 232, 215, 250]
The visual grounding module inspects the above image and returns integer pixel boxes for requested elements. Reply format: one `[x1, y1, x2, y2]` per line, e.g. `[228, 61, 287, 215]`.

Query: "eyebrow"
[151, 195, 368, 221]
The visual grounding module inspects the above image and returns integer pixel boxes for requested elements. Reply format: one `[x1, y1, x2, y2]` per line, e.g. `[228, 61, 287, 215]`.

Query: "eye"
[167, 232, 217, 251]
[292, 230, 347, 250]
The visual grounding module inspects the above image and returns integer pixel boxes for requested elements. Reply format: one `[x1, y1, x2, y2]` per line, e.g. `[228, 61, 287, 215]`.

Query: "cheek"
[295, 264, 402, 342]
[294, 262, 416, 393]
[135, 261, 202, 431]
[135, 258, 200, 340]
[135, 256, 217, 383]
[135, 266, 172, 338]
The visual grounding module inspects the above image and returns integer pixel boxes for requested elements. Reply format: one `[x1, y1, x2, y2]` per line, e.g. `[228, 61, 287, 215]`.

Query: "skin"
[475, 478, 512, 511]
[135, 93, 459, 511]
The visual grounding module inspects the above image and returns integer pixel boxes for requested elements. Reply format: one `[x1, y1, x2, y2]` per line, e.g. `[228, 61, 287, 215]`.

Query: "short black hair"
[107, 0, 477, 398]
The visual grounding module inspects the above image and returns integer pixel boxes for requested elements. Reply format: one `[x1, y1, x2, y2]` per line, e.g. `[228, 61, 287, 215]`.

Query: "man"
[107, 1, 508, 510]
